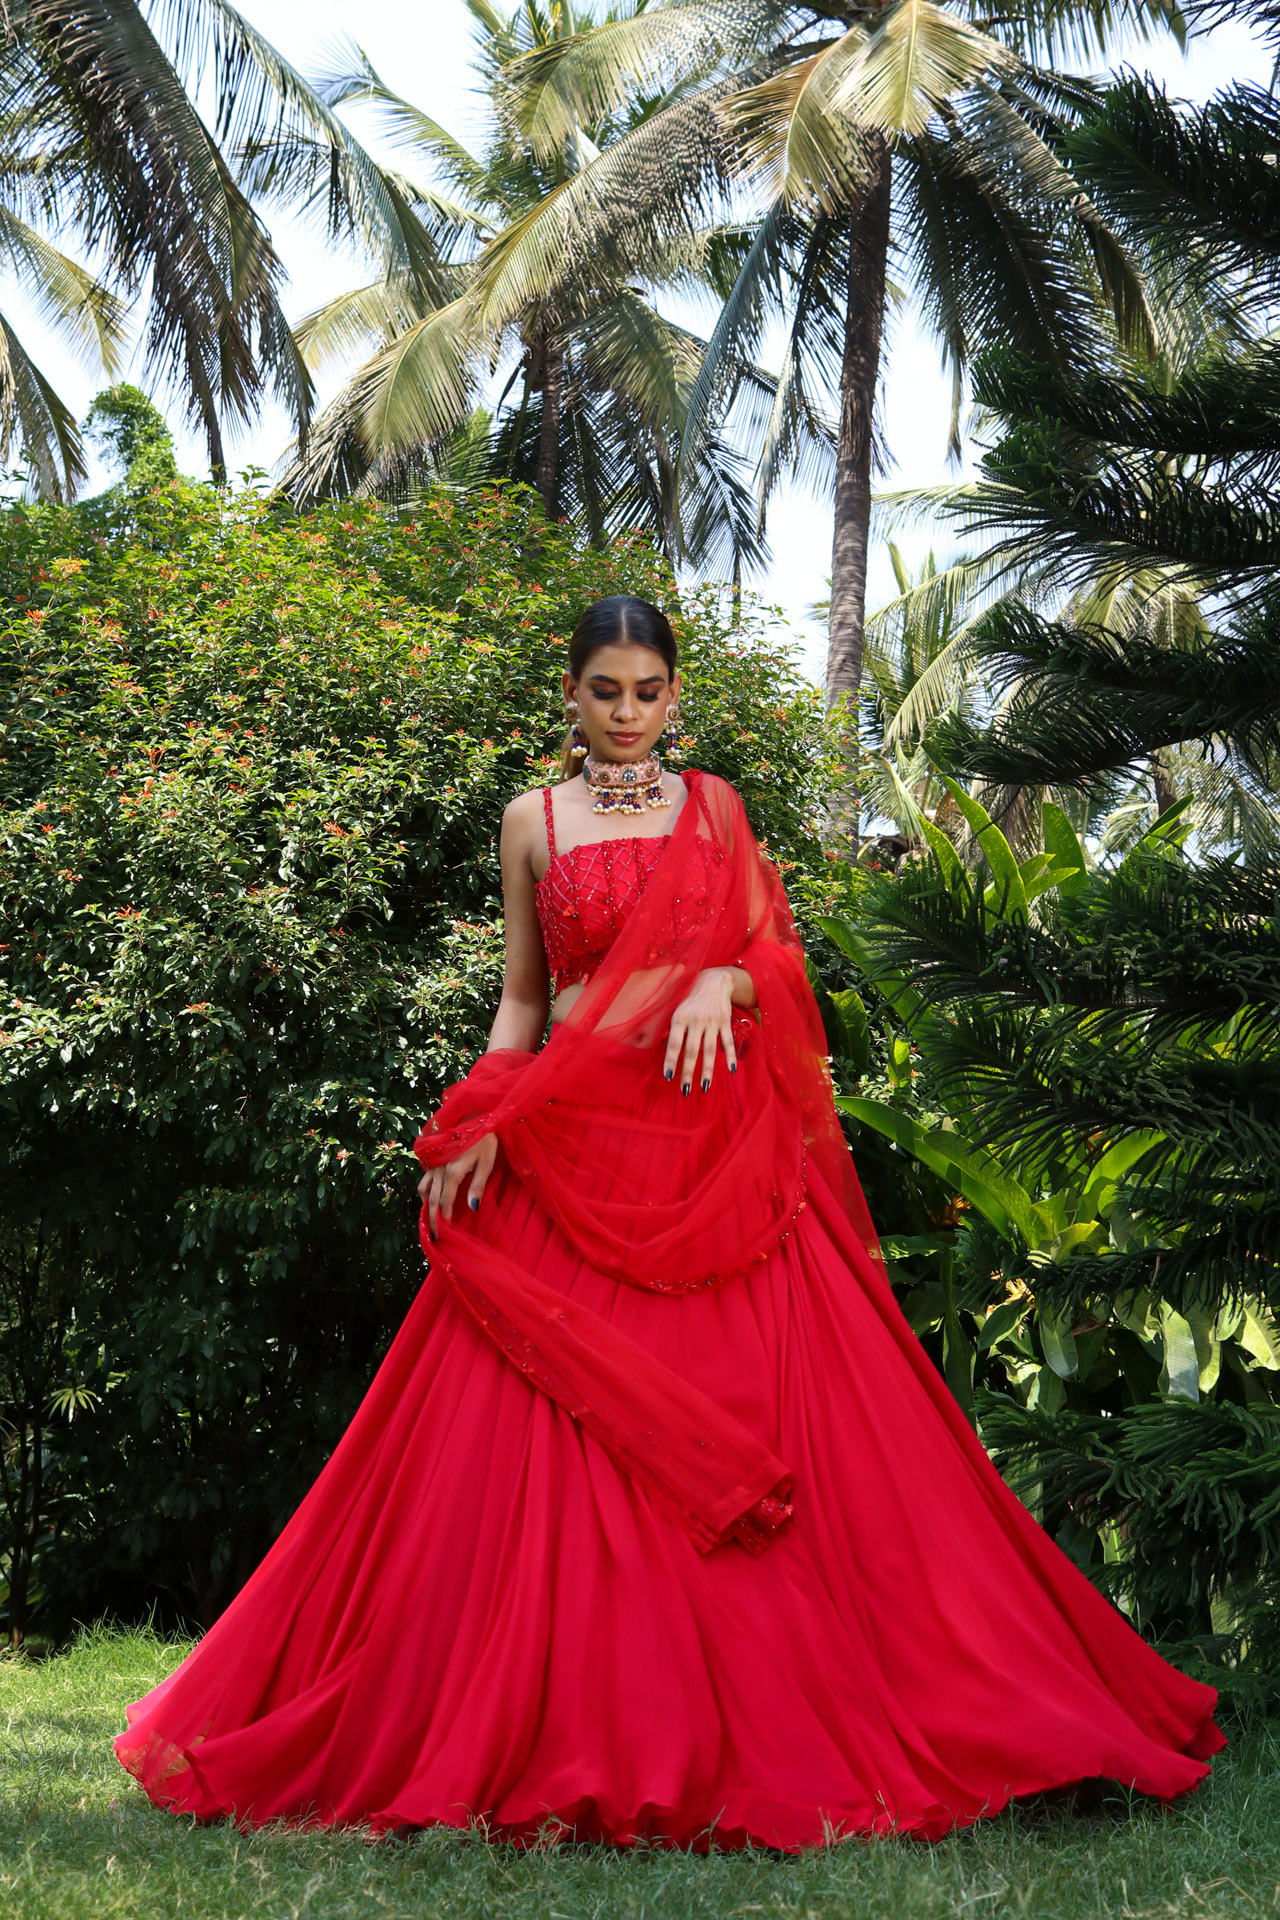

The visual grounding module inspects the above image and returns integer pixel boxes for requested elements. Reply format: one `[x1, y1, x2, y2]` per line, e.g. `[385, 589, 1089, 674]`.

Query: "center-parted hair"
[567, 595, 678, 678]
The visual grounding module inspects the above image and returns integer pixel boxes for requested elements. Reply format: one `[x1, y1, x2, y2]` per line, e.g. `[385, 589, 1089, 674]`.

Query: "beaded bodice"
[535, 784, 719, 995]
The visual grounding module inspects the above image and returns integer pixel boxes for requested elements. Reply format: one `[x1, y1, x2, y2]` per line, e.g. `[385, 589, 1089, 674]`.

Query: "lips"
[610, 733, 642, 745]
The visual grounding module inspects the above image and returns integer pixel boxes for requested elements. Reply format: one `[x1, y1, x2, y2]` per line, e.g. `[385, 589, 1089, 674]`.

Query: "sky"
[7, 2, 1274, 685]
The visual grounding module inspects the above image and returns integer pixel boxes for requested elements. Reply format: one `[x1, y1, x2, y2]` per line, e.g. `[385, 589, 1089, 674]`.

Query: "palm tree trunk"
[827, 135, 892, 716]
[537, 338, 562, 520]
[1150, 751, 1179, 815]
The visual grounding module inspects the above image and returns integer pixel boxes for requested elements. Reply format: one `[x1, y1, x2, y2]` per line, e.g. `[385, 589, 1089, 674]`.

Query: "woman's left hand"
[664, 967, 740, 1094]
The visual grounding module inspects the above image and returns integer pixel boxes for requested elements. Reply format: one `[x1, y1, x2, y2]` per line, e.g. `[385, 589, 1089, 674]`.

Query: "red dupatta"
[414, 770, 881, 1554]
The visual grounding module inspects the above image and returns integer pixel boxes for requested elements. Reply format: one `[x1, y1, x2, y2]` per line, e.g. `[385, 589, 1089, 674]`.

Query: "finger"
[417, 1168, 431, 1202]
[680, 1020, 704, 1095]
[722, 1017, 738, 1077]
[663, 1013, 687, 1084]
[467, 1153, 491, 1211]
[440, 1164, 463, 1222]
[427, 1168, 442, 1240]
[698, 1021, 720, 1093]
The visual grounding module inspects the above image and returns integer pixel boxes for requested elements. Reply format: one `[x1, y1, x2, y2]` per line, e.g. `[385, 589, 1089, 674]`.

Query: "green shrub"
[0, 479, 834, 1638]
[817, 788, 1280, 1699]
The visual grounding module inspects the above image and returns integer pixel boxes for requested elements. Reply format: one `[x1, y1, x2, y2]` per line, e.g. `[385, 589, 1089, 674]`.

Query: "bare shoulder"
[501, 785, 547, 876]
[502, 786, 545, 834]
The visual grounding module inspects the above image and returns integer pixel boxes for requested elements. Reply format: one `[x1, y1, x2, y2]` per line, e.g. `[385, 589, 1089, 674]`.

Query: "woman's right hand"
[418, 1134, 499, 1241]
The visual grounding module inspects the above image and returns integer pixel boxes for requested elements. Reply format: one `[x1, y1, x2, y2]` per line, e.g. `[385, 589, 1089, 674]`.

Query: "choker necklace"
[582, 751, 671, 815]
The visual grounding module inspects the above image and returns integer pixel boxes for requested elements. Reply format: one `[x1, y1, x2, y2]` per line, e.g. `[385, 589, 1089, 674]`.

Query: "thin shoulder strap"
[542, 784, 557, 859]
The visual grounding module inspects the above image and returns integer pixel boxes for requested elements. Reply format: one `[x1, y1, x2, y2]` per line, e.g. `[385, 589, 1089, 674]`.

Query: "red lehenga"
[115, 768, 1223, 1848]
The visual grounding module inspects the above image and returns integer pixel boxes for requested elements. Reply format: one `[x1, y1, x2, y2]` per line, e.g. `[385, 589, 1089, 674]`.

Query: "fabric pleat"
[115, 1150, 1223, 1847]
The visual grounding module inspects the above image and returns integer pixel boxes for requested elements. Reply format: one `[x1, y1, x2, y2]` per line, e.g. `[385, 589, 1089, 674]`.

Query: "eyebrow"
[586, 673, 665, 686]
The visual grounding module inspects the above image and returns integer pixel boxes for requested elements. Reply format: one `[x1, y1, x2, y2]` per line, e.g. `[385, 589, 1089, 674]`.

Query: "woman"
[116, 594, 1223, 1849]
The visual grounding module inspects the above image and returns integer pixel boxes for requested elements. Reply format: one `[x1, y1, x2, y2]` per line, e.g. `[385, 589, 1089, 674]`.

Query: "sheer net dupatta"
[414, 770, 881, 1555]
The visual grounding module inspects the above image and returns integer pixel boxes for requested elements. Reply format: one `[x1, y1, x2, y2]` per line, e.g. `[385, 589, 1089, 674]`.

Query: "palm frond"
[309, 37, 497, 215]
[1067, 75, 1280, 313]
[509, 0, 788, 159]
[830, 0, 1010, 136]
[293, 277, 466, 377]
[17, 0, 311, 462]
[0, 309, 87, 499]
[143, 0, 435, 276]
[349, 296, 481, 457]
[0, 204, 127, 374]
[928, 595, 1280, 790]
[724, 32, 875, 208]
[467, 81, 739, 330]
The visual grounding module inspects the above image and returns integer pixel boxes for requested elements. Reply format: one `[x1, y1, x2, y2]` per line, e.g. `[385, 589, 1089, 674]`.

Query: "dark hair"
[567, 594, 678, 678]
[556, 596, 678, 777]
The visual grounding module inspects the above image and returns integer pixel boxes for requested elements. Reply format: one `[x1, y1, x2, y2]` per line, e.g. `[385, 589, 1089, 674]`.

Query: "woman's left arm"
[663, 965, 756, 1095]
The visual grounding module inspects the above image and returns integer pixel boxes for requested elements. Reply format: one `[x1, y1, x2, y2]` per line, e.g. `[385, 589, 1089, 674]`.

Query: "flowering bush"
[0, 480, 834, 1635]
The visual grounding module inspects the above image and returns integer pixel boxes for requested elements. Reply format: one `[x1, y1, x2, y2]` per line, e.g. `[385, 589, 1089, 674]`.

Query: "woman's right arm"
[419, 792, 549, 1236]
[486, 790, 552, 1052]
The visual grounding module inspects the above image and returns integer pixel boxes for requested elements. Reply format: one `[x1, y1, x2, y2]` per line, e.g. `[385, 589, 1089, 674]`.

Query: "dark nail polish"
[701, 1078, 710, 1092]
[729, 1062, 737, 1074]
[664, 1067, 673, 1081]
[682, 1083, 690, 1096]
[468, 1194, 479, 1210]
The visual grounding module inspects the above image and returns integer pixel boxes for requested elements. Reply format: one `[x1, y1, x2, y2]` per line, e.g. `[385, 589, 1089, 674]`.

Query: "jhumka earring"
[566, 699, 588, 760]
[665, 701, 682, 763]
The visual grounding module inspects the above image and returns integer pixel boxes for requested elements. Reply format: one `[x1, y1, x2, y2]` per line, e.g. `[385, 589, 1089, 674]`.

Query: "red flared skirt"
[114, 1157, 1223, 1848]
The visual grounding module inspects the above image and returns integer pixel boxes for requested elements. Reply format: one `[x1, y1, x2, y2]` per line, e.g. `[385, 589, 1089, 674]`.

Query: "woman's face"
[564, 644, 681, 764]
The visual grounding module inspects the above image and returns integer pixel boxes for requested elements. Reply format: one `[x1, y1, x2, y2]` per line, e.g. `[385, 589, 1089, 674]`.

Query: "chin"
[604, 739, 658, 759]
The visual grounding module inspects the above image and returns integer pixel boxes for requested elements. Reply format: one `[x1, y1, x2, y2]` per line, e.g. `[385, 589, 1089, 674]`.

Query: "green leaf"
[1142, 795, 1195, 847]
[977, 1297, 1026, 1352]
[829, 986, 870, 1073]
[1048, 1220, 1103, 1259]
[887, 1032, 914, 1089]
[817, 919, 931, 1029]
[1039, 1303, 1079, 1379]
[940, 776, 1028, 921]
[920, 813, 964, 886]
[1159, 1305, 1201, 1402]
[815, 913, 863, 964]
[836, 1095, 1044, 1244]
[1184, 1301, 1221, 1395]
[1238, 1302, 1280, 1371]
[1079, 1129, 1166, 1212]
[1040, 801, 1088, 895]
[1016, 853, 1084, 902]
[879, 1233, 955, 1257]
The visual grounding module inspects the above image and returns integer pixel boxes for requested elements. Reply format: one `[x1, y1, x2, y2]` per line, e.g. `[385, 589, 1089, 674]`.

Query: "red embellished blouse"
[533, 784, 721, 995]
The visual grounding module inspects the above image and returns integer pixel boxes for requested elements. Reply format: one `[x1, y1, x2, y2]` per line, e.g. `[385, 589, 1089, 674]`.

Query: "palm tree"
[856, 542, 1008, 848]
[277, 3, 776, 577]
[0, 0, 452, 492]
[502, 0, 1179, 714]
[856, 536, 1280, 861]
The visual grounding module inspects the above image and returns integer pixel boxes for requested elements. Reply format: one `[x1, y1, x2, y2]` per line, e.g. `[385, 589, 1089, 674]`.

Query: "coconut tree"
[0, 0, 453, 490]
[277, 5, 778, 577]
[503, 0, 1180, 713]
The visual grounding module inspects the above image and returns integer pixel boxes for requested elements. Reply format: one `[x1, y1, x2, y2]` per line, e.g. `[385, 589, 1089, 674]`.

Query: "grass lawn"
[0, 1626, 1274, 1920]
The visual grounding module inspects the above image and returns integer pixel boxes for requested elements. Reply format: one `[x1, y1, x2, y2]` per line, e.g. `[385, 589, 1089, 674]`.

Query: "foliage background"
[0, 478, 836, 1638]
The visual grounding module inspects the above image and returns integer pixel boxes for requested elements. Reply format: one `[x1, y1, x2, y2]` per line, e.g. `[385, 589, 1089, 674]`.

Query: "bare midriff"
[550, 981, 586, 1025]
